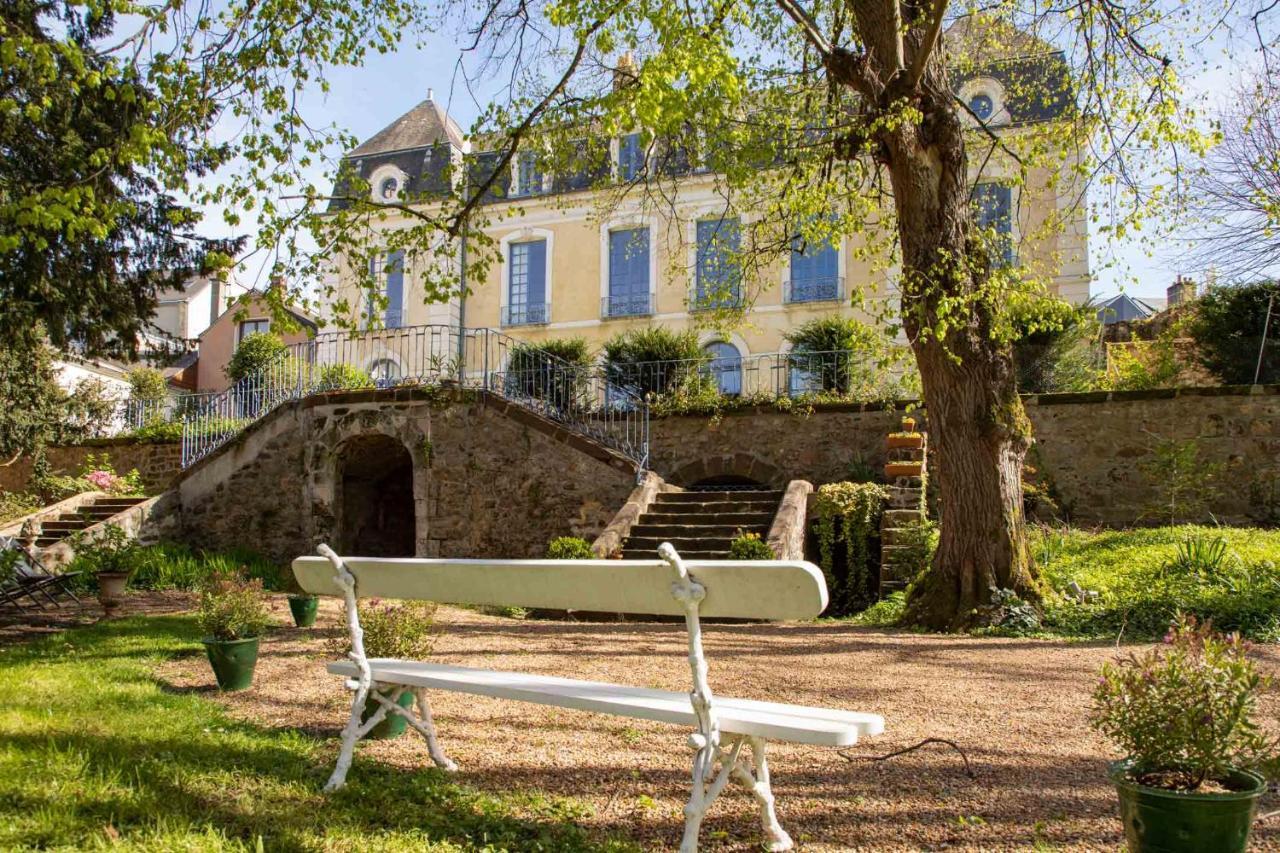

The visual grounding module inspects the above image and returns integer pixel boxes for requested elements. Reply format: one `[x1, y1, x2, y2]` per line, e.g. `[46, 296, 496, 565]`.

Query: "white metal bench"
[293, 543, 884, 852]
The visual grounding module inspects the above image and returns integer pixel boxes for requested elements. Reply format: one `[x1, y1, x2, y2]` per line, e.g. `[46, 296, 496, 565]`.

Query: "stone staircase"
[619, 489, 784, 559]
[29, 496, 149, 549]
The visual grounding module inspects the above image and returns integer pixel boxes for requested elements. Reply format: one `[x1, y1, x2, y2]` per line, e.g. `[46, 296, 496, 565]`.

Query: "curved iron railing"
[179, 324, 650, 471]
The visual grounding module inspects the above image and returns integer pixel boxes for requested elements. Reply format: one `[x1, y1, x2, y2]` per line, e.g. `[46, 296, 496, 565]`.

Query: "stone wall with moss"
[169, 388, 639, 564]
[648, 386, 1280, 527]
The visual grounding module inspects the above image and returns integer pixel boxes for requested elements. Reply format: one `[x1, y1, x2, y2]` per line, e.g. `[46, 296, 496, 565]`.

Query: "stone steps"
[30, 496, 147, 548]
[620, 489, 783, 560]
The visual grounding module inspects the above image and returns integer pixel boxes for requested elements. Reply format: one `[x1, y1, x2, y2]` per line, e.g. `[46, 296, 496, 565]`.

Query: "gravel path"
[160, 598, 1280, 851]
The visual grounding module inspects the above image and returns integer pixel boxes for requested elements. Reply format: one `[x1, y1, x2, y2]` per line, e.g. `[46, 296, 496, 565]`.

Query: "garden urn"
[96, 571, 129, 618]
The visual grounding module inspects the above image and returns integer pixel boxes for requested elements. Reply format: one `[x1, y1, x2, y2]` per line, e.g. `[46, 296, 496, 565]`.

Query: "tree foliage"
[1188, 281, 1280, 385]
[225, 333, 288, 383]
[0, 338, 118, 463]
[0, 0, 241, 357]
[127, 367, 169, 404]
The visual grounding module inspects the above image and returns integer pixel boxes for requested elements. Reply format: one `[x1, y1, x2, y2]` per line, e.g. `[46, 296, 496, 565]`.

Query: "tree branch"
[774, 0, 832, 56]
[906, 0, 947, 90]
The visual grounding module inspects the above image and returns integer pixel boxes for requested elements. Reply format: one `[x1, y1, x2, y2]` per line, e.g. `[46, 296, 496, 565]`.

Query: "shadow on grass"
[0, 615, 641, 852]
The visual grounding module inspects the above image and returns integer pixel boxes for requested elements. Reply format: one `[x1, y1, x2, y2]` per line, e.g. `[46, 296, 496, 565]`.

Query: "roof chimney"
[427, 87, 434, 101]
[613, 52, 639, 91]
[269, 275, 286, 296]
[1167, 275, 1197, 307]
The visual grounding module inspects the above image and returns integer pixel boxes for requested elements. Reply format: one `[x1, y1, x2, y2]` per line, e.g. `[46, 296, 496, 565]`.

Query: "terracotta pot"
[96, 571, 129, 618]
[884, 462, 923, 479]
[900, 416, 917, 432]
[886, 434, 924, 450]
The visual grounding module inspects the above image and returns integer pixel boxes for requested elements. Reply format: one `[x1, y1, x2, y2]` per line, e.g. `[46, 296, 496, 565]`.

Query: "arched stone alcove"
[336, 433, 416, 556]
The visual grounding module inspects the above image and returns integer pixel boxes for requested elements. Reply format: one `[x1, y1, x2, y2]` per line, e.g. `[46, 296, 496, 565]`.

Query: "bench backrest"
[292, 555, 829, 620]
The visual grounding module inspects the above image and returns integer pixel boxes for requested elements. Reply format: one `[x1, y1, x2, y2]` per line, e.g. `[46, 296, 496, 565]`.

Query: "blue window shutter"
[697, 218, 740, 301]
[609, 229, 648, 296]
[619, 134, 642, 181]
[384, 250, 404, 327]
[525, 240, 547, 305]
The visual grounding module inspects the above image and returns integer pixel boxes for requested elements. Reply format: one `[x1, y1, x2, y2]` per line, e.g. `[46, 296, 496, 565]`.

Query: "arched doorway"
[338, 434, 416, 556]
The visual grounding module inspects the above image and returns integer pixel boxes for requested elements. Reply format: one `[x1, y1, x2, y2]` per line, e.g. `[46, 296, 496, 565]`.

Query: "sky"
[218, 12, 1271, 303]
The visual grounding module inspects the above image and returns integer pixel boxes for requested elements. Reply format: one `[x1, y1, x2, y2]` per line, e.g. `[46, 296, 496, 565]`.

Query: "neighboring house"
[325, 26, 1091, 385]
[152, 274, 249, 341]
[1096, 293, 1165, 325]
[195, 291, 318, 393]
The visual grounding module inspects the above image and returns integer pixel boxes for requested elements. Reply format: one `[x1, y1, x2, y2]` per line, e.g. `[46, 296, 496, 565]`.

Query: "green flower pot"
[361, 687, 415, 739]
[201, 636, 261, 691]
[287, 594, 319, 628]
[1109, 760, 1266, 853]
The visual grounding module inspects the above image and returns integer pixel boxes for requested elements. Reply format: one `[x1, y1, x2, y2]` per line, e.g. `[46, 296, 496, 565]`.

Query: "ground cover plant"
[0, 616, 637, 851]
[1033, 525, 1280, 640]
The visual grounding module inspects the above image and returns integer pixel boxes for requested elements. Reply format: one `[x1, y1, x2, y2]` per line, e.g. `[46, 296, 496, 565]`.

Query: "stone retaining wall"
[649, 385, 1280, 527]
[0, 441, 181, 495]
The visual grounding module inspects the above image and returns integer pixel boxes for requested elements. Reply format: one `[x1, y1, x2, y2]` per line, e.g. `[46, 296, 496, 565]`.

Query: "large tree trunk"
[875, 64, 1037, 630]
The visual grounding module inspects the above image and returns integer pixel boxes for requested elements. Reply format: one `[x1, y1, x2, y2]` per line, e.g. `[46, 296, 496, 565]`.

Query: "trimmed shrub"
[546, 536, 593, 560]
[316, 363, 375, 391]
[506, 339, 591, 408]
[602, 327, 707, 398]
[784, 317, 917, 400]
[356, 601, 438, 658]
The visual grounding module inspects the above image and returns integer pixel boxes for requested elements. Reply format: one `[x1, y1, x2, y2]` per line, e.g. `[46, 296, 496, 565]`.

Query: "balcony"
[783, 276, 845, 304]
[601, 294, 653, 319]
[501, 302, 551, 327]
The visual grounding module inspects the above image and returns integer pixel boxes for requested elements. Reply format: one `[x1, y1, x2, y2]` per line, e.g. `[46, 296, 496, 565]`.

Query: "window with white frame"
[694, 217, 741, 309]
[973, 184, 1014, 266]
[505, 239, 549, 326]
[605, 228, 651, 317]
[367, 251, 405, 328]
[618, 133, 644, 182]
[787, 227, 840, 303]
[514, 150, 543, 197]
[702, 341, 742, 395]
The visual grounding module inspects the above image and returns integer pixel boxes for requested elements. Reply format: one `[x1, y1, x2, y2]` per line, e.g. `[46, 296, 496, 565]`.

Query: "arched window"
[702, 342, 742, 395]
[370, 358, 402, 388]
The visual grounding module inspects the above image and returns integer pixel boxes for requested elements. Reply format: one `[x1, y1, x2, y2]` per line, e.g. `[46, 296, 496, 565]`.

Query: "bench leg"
[411, 689, 458, 771]
[731, 738, 793, 852]
[324, 682, 374, 792]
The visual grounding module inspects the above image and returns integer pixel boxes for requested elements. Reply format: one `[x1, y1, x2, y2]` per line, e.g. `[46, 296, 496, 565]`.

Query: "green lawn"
[0, 616, 639, 852]
[1034, 524, 1280, 640]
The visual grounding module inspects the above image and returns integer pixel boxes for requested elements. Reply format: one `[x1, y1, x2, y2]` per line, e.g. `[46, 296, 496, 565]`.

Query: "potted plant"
[71, 524, 137, 618]
[353, 600, 438, 738]
[196, 569, 270, 691]
[1090, 617, 1276, 853]
[287, 591, 319, 627]
[883, 461, 924, 479]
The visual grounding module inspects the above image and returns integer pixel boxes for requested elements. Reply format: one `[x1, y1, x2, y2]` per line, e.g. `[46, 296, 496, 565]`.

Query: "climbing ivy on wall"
[813, 482, 890, 615]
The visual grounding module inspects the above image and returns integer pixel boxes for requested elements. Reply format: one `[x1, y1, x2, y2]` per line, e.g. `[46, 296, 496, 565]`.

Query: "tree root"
[838, 737, 976, 778]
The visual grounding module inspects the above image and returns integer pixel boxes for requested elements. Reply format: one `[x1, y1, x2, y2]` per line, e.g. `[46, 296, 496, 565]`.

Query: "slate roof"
[349, 98, 465, 157]
[1097, 294, 1165, 324]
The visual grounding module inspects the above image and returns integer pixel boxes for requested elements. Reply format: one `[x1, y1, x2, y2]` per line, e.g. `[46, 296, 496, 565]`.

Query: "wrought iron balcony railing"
[601, 294, 654, 318]
[783, 276, 845, 304]
[501, 302, 551, 327]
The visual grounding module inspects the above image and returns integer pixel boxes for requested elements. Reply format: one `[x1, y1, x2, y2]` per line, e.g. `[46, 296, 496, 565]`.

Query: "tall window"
[788, 233, 840, 303]
[974, 184, 1014, 266]
[237, 319, 270, 344]
[702, 341, 742, 395]
[605, 228, 651, 317]
[368, 251, 405, 328]
[618, 133, 644, 182]
[505, 239, 548, 326]
[694, 217, 741, 308]
[515, 151, 542, 197]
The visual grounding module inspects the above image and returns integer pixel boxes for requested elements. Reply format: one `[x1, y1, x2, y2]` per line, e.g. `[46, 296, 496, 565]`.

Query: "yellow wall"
[329, 162, 1089, 360]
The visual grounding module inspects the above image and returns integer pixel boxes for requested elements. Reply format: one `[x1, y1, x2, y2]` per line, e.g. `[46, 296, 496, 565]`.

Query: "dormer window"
[958, 78, 1009, 127]
[369, 165, 409, 203]
[618, 133, 644, 182]
[379, 176, 400, 200]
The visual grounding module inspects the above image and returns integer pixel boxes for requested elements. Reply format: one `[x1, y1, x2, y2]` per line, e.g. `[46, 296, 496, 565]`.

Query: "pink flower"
[86, 470, 119, 490]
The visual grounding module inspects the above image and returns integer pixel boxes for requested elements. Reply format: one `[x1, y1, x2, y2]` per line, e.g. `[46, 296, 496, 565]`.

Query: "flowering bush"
[196, 570, 270, 641]
[354, 600, 438, 659]
[728, 531, 774, 560]
[1090, 616, 1278, 790]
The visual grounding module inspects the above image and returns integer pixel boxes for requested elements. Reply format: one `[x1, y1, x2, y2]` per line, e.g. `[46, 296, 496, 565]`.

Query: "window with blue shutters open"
[618, 133, 644, 182]
[506, 239, 548, 326]
[788, 231, 840, 303]
[973, 184, 1015, 266]
[694, 217, 741, 309]
[367, 251, 405, 329]
[606, 228, 651, 317]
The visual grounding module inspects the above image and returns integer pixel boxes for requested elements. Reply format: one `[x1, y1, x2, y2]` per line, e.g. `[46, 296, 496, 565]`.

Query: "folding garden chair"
[0, 536, 82, 612]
